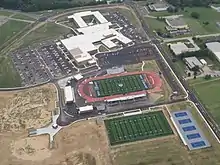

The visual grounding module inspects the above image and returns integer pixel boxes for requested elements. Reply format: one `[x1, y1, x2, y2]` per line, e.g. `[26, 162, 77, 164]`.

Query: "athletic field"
[93, 74, 148, 97]
[104, 111, 173, 145]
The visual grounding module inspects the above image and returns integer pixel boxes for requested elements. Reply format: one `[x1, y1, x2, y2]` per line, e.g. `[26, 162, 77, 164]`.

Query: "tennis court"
[104, 111, 173, 145]
[93, 74, 148, 97]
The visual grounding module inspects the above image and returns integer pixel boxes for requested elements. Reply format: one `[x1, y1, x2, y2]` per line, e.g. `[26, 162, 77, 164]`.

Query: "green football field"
[104, 111, 173, 145]
[93, 74, 148, 97]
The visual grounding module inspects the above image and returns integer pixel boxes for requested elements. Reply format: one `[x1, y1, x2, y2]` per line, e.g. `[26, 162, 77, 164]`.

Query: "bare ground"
[0, 83, 57, 132]
[0, 119, 112, 165]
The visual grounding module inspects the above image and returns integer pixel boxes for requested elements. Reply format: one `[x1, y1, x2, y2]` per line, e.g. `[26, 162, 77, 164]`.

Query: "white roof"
[200, 59, 207, 65]
[169, 42, 188, 55]
[74, 73, 83, 80]
[168, 40, 200, 55]
[67, 11, 108, 28]
[93, 11, 108, 24]
[64, 86, 74, 103]
[184, 56, 203, 69]
[61, 35, 97, 52]
[77, 23, 112, 34]
[62, 11, 133, 64]
[101, 38, 117, 48]
[206, 42, 220, 52]
[106, 93, 146, 102]
[79, 105, 93, 112]
[88, 59, 96, 64]
[206, 42, 220, 61]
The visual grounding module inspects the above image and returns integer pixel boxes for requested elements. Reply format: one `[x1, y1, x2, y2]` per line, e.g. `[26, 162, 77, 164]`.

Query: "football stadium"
[105, 111, 173, 145]
[77, 71, 162, 103]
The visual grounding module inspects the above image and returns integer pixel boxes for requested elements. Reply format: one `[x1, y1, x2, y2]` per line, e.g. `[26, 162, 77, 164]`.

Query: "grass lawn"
[105, 111, 173, 145]
[183, 7, 220, 34]
[0, 10, 14, 16]
[125, 60, 159, 72]
[113, 102, 220, 165]
[148, 7, 220, 35]
[12, 13, 36, 21]
[143, 60, 160, 71]
[192, 79, 220, 126]
[0, 56, 21, 88]
[113, 8, 140, 29]
[150, 11, 177, 17]
[20, 22, 70, 47]
[0, 20, 29, 47]
[144, 17, 167, 33]
[125, 63, 143, 72]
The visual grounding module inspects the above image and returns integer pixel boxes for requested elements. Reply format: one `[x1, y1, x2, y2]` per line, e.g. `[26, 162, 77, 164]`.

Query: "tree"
[193, 70, 198, 79]
[204, 74, 211, 80]
[167, 6, 177, 13]
[156, 28, 163, 36]
[191, 65, 200, 73]
[166, 0, 212, 7]
[191, 12, 200, 19]
[203, 21, 209, 25]
[187, 72, 191, 77]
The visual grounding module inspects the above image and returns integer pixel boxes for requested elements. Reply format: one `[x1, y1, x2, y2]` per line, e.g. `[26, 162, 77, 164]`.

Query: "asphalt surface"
[96, 43, 156, 68]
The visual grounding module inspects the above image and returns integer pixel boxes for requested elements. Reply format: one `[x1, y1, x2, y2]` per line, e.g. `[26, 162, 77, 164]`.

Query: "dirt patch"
[53, 120, 112, 165]
[53, 151, 96, 165]
[11, 135, 52, 161]
[0, 119, 111, 165]
[0, 83, 57, 132]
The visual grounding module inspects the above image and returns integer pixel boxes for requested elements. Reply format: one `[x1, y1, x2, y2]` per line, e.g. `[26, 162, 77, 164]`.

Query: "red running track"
[78, 71, 162, 103]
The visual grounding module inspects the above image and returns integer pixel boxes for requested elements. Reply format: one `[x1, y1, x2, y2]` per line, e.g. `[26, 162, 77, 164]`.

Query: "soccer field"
[104, 111, 173, 145]
[93, 74, 148, 97]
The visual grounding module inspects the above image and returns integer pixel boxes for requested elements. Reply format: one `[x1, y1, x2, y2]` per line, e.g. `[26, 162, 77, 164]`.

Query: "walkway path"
[29, 113, 62, 148]
[8, 17, 34, 23]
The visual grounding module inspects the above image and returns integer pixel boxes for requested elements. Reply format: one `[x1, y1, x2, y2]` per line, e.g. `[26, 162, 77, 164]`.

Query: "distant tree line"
[166, 0, 220, 7]
[0, 0, 111, 12]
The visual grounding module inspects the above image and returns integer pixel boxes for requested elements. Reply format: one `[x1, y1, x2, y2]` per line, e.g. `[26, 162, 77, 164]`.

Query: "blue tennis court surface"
[179, 119, 192, 124]
[182, 126, 196, 132]
[171, 110, 211, 150]
[187, 133, 201, 140]
[175, 112, 187, 117]
[191, 141, 206, 148]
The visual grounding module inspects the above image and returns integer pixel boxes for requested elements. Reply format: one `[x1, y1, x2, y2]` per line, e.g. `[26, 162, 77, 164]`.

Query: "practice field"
[93, 74, 149, 97]
[105, 111, 173, 145]
[192, 79, 220, 126]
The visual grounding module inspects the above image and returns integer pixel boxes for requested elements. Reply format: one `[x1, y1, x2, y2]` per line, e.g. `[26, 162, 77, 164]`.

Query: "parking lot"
[104, 11, 148, 44]
[11, 43, 78, 86]
[38, 44, 77, 76]
[11, 49, 51, 86]
[96, 43, 157, 68]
